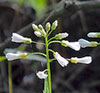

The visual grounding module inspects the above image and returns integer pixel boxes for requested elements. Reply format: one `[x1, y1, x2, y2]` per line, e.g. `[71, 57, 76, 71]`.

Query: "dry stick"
[1, 0, 100, 53]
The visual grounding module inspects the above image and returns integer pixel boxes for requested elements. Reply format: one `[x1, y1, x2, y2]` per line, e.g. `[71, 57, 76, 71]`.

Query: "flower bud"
[38, 24, 46, 36]
[32, 24, 39, 31]
[51, 20, 58, 31]
[45, 22, 51, 32]
[34, 31, 42, 37]
[87, 32, 100, 38]
[55, 32, 69, 40]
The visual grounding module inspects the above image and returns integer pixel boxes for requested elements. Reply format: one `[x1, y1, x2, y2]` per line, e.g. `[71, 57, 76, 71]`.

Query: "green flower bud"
[87, 32, 100, 38]
[38, 24, 46, 36]
[55, 33, 69, 40]
[32, 24, 39, 31]
[51, 20, 58, 31]
[34, 31, 42, 37]
[45, 22, 51, 32]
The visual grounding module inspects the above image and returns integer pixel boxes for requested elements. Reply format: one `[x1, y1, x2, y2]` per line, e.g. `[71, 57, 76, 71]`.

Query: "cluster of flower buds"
[32, 20, 58, 38]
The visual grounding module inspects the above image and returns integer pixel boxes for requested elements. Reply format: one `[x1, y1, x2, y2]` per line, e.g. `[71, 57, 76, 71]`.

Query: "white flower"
[34, 31, 42, 37]
[12, 33, 32, 43]
[36, 70, 48, 79]
[70, 56, 92, 64]
[61, 40, 80, 51]
[54, 52, 69, 67]
[78, 38, 98, 48]
[6, 52, 27, 61]
[55, 33, 69, 40]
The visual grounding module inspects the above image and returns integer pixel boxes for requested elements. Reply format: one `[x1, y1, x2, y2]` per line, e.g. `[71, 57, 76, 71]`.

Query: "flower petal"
[36, 71, 48, 79]
[54, 52, 69, 67]
[6, 53, 20, 61]
[78, 39, 91, 48]
[67, 42, 80, 51]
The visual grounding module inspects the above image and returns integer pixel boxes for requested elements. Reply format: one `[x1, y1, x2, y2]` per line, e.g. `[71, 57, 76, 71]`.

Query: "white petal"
[34, 31, 42, 37]
[78, 39, 91, 48]
[54, 52, 69, 67]
[12, 33, 26, 43]
[67, 42, 80, 51]
[78, 56, 92, 64]
[6, 53, 20, 61]
[36, 71, 48, 79]
[6, 52, 27, 61]
[11, 33, 32, 43]
[87, 32, 97, 38]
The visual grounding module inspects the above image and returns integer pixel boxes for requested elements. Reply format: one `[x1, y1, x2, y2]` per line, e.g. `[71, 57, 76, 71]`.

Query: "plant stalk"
[45, 36, 52, 93]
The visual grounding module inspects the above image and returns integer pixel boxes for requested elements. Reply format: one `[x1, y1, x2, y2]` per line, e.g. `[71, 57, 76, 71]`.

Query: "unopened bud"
[87, 32, 100, 38]
[32, 24, 39, 31]
[38, 24, 46, 36]
[55, 33, 69, 40]
[45, 22, 51, 32]
[51, 20, 58, 31]
[34, 31, 42, 37]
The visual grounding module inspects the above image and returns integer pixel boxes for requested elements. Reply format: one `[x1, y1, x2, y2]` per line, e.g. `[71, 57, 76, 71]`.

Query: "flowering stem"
[29, 52, 46, 57]
[49, 49, 55, 53]
[48, 36, 56, 42]
[48, 40, 61, 45]
[45, 36, 52, 93]
[49, 58, 56, 63]
[47, 29, 53, 37]
[8, 62, 13, 93]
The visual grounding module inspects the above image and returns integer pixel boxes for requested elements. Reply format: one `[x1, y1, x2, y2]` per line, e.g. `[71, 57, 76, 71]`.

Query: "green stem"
[49, 49, 55, 53]
[28, 52, 46, 57]
[8, 62, 13, 93]
[47, 30, 53, 37]
[48, 36, 56, 42]
[48, 40, 61, 45]
[49, 58, 56, 63]
[45, 36, 52, 93]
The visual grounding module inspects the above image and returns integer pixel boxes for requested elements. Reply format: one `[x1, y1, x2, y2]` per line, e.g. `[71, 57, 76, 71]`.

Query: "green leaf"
[44, 78, 49, 93]
[0, 56, 6, 62]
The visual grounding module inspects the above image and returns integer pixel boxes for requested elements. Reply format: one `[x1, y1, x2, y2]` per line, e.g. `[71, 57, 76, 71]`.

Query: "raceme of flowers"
[5, 20, 98, 80]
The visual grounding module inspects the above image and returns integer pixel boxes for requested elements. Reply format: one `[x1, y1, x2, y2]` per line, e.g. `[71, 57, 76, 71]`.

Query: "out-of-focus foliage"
[11, 0, 25, 6]
[11, 0, 48, 17]
[0, 56, 6, 62]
